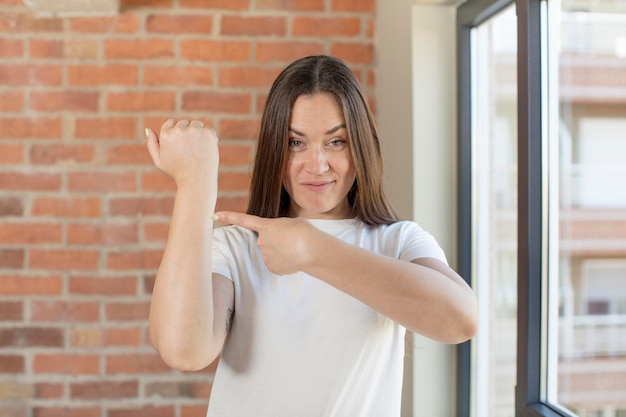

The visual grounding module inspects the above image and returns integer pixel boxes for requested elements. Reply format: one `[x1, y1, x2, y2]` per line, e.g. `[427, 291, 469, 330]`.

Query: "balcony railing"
[559, 314, 626, 358]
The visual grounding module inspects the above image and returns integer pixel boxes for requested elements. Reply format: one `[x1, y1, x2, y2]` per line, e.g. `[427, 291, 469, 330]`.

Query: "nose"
[304, 148, 329, 175]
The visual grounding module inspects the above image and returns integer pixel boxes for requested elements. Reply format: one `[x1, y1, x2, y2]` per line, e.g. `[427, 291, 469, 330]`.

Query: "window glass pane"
[547, 1, 626, 415]
[469, 5, 517, 417]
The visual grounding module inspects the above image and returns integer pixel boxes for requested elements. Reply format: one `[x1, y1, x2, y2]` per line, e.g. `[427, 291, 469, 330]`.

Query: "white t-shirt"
[208, 218, 447, 417]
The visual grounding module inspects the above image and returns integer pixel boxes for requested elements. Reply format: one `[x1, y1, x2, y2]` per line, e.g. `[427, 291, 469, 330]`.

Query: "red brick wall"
[0, 0, 376, 415]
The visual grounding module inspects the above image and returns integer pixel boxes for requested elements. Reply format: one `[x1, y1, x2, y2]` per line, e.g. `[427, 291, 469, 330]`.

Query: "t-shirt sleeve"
[212, 227, 234, 280]
[397, 221, 448, 264]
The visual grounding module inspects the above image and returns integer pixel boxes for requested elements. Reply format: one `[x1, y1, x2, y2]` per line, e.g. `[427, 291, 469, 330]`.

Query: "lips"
[301, 181, 334, 192]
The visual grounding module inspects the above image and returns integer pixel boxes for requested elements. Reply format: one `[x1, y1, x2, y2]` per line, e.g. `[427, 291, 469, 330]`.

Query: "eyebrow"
[288, 123, 346, 137]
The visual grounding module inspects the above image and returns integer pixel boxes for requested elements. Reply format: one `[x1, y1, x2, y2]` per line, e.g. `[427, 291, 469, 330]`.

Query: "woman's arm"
[214, 212, 477, 344]
[305, 235, 477, 344]
[146, 120, 234, 371]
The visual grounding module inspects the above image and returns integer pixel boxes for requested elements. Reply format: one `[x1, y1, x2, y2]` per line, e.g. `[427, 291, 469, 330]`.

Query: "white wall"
[377, 2, 459, 416]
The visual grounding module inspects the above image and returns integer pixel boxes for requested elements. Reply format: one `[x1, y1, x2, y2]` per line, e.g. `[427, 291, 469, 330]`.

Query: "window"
[457, 0, 626, 416]
[546, 3, 626, 416]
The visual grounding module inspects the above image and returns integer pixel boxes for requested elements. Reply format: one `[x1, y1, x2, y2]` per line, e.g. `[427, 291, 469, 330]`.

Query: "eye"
[328, 138, 347, 148]
[288, 138, 304, 149]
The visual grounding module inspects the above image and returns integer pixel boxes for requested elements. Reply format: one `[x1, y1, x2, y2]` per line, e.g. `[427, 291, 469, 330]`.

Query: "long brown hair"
[246, 55, 397, 225]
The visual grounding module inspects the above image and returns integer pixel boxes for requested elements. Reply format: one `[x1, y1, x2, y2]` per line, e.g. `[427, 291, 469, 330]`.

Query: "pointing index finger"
[215, 211, 264, 232]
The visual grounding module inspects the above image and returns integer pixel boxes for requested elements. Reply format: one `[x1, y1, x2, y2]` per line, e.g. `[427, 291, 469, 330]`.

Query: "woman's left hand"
[215, 212, 319, 275]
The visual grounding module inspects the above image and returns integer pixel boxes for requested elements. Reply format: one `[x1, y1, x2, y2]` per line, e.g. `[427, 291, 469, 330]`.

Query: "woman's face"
[283, 93, 356, 219]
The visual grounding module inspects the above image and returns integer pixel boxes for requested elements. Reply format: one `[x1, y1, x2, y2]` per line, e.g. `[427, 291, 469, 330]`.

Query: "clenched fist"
[145, 119, 220, 189]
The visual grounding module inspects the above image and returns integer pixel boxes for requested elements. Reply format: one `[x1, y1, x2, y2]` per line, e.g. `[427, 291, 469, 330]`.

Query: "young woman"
[146, 55, 477, 416]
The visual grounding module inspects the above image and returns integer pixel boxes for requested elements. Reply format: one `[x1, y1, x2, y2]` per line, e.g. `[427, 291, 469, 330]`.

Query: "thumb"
[145, 128, 160, 165]
[215, 211, 265, 232]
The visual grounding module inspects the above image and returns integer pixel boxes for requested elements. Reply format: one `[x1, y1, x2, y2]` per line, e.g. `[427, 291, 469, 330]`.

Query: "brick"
[219, 171, 251, 191]
[182, 91, 251, 113]
[180, 40, 250, 62]
[75, 117, 137, 139]
[0, 117, 62, 139]
[0, 275, 63, 296]
[106, 353, 169, 374]
[143, 65, 214, 86]
[63, 39, 100, 60]
[255, 41, 324, 62]
[68, 65, 138, 86]
[106, 327, 142, 347]
[0, 223, 62, 244]
[0, 196, 24, 216]
[0, 327, 64, 348]
[146, 15, 213, 34]
[34, 383, 64, 399]
[30, 144, 95, 165]
[69, 275, 137, 296]
[0, 91, 24, 111]
[255, 0, 324, 10]
[141, 171, 175, 192]
[0, 381, 34, 401]
[142, 274, 156, 294]
[180, 0, 248, 9]
[368, 68, 376, 87]
[0, 355, 24, 373]
[220, 144, 252, 167]
[32, 197, 101, 218]
[30, 249, 99, 271]
[143, 222, 169, 242]
[145, 381, 212, 398]
[366, 16, 375, 38]
[67, 223, 138, 245]
[33, 354, 100, 374]
[0, 405, 27, 417]
[108, 196, 173, 217]
[181, 405, 208, 417]
[0, 38, 23, 58]
[257, 93, 269, 113]
[69, 15, 139, 33]
[70, 380, 138, 400]
[29, 91, 100, 112]
[218, 118, 259, 140]
[108, 405, 175, 417]
[106, 91, 176, 112]
[0, 64, 62, 86]
[105, 301, 150, 321]
[67, 171, 137, 192]
[292, 16, 361, 37]
[144, 381, 184, 398]
[70, 327, 141, 348]
[331, 42, 374, 64]
[31, 301, 100, 323]
[68, 327, 105, 348]
[0, 144, 24, 164]
[106, 250, 162, 271]
[331, 0, 374, 12]
[29, 39, 63, 59]
[218, 66, 282, 87]
[105, 39, 174, 60]
[0, 301, 23, 321]
[215, 196, 248, 212]
[0, 13, 63, 32]
[33, 406, 100, 417]
[0, 249, 24, 269]
[221, 15, 286, 36]
[121, 0, 173, 8]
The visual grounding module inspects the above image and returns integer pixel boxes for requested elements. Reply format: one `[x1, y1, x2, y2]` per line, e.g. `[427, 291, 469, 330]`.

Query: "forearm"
[148, 182, 219, 369]
[304, 233, 478, 344]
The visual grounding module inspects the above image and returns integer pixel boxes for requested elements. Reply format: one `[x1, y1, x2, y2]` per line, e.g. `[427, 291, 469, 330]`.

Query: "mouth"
[302, 181, 334, 192]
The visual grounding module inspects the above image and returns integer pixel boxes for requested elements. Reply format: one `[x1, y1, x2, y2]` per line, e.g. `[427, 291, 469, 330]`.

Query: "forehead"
[289, 93, 345, 127]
